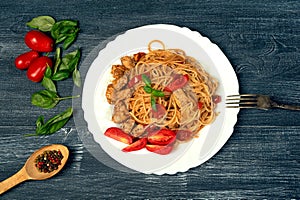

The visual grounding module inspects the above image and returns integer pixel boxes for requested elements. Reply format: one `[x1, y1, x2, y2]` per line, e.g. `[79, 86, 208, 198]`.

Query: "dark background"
[0, 0, 299, 199]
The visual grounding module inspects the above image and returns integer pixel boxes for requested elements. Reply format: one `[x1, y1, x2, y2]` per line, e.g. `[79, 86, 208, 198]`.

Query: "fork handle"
[271, 102, 300, 111]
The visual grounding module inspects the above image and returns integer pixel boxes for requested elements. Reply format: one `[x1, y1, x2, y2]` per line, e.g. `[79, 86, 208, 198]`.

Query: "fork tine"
[226, 94, 258, 108]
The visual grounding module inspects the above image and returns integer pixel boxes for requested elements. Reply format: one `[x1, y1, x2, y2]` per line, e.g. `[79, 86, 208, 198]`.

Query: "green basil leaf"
[152, 89, 165, 97]
[62, 49, 80, 72]
[143, 85, 152, 94]
[142, 74, 151, 87]
[53, 47, 61, 74]
[44, 66, 52, 78]
[31, 90, 59, 109]
[151, 96, 157, 112]
[63, 34, 76, 50]
[55, 35, 68, 44]
[52, 70, 70, 81]
[26, 16, 55, 32]
[43, 107, 73, 134]
[41, 77, 57, 93]
[73, 68, 81, 87]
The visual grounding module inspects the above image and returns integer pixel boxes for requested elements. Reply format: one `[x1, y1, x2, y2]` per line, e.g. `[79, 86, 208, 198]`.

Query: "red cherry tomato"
[147, 129, 176, 146]
[122, 138, 147, 152]
[15, 51, 39, 70]
[26, 56, 53, 82]
[164, 74, 189, 92]
[104, 127, 133, 144]
[24, 30, 54, 52]
[146, 144, 173, 155]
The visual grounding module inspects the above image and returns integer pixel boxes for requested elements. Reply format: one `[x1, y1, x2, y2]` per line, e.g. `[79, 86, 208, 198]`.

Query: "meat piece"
[112, 101, 130, 123]
[112, 73, 128, 91]
[173, 89, 190, 107]
[106, 84, 115, 104]
[120, 118, 135, 134]
[111, 64, 127, 80]
[110, 88, 132, 104]
[130, 124, 145, 137]
[133, 52, 146, 62]
[121, 56, 135, 69]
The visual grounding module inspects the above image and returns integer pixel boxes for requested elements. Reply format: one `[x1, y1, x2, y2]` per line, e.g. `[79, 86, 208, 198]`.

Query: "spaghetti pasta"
[106, 40, 219, 141]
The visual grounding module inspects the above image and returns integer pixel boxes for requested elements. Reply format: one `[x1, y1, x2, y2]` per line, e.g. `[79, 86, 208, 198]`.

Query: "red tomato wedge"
[147, 129, 176, 145]
[122, 138, 147, 152]
[127, 72, 150, 88]
[151, 104, 166, 118]
[176, 130, 194, 142]
[146, 144, 173, 155]
[104, 127, 133, 144]
[164, 74, 189, 92]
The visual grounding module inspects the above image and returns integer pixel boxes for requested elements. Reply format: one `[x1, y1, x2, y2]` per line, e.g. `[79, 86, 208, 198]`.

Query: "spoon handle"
[0, 167, 29, 195]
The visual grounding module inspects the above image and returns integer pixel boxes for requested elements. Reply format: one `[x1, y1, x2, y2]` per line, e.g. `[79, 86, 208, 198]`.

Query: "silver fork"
[226, 94, 300, 111]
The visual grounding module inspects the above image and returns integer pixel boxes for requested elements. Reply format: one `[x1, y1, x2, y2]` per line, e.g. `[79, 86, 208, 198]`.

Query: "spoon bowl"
[0, 144, 69, 195]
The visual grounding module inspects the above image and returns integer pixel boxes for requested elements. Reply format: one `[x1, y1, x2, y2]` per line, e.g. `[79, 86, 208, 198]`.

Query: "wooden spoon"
[0, 144, 69, 195]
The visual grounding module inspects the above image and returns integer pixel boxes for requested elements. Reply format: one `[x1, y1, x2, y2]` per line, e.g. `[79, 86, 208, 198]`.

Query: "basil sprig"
[25, 107, 73, 136]
[27, 16, 79, 50]
[141, 74, 164, 111]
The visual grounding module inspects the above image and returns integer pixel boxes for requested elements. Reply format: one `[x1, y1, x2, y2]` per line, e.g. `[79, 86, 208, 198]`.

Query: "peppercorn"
[34, 150, 64, 173]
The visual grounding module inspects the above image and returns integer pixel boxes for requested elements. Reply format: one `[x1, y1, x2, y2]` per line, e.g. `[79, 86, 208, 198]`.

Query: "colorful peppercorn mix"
[35, 150, 64, 173]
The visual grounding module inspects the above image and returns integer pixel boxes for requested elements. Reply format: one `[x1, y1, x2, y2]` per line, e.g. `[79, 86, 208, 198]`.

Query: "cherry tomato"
[147, 129, 176, 145]
[146, 144, 173, 155]
[164, 74, 189, 92]
[15, 51, 39, 70]
[104, 127, 133, 144]
[176, 130, 194, 142]
[151, 104, 166, 118]
[25, 30, 54, 52]
[26, 56, 53, 82]
[122, 138, 147, 152]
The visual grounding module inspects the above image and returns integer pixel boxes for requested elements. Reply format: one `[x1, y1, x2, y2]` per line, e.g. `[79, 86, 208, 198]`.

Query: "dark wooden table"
[0, 0, 299, 199]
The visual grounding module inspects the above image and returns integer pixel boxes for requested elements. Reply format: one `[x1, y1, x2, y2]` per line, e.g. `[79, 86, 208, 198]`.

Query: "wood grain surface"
[0, 0, 299, 199]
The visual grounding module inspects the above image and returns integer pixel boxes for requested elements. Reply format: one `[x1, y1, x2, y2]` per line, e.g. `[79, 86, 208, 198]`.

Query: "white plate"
[81, 24, 239, 174]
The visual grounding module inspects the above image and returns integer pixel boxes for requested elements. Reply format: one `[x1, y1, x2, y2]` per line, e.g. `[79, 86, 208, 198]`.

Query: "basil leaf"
[52, 70, 70, 81]
[44, 66, 52, 78]
[41, 77, 57, 93]
[143, 86, 152, 94]
[53, 47, 61, 74]
[31, 90, 59, 109]
[142, 74, 151, 87]
[63, 34, 77, 50]
[61, 49, 80, 72]
[151, 96, 157, 112]
[73, 68, 81, 87]
[26, 107, 73, 136]
[43, 107, 73, 134]
[26, 16, 55, 32]
[152, 89, 165, 97]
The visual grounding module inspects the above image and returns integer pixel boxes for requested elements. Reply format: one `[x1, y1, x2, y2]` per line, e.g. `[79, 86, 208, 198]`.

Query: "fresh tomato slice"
[104, 127, 133, 144]
[147, 129, 176, 145]
[146, 144, 173, 155]
[176, 130, 194, 142]
[122, 138, 147, 152]
[151, 104, 166, 118]
[164, 74, 189, 92]
[127, 72, 150, 88]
